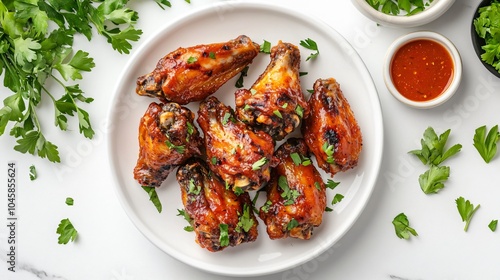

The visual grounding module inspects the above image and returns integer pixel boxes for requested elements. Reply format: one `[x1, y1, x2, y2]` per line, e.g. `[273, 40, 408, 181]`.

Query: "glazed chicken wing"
[235, 41, 309, 140]
[136, 35, 260, 104]
[177, 159, 259, 252]
[301, 78, 362, 176]
[197, 96, 276, 192]
[259, 138, 327, 240]
[133, 102, 203, 187]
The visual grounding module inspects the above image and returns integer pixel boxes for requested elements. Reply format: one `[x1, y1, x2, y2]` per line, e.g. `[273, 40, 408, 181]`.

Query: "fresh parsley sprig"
[455, 197, 480, 232]
[473, 125, 500, 163]
[0, 0, 176, 162]
[56, 218, 78, 244]
[409, 127, 461, 194]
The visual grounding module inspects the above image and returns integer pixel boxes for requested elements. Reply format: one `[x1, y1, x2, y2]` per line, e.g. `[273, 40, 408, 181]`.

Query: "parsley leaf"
[392, 213, 418, 240]
[56, 218, 78, 244]
[252, 157, 268, 170]
[29, 164, 37, 181]
[65, 197, 74, 206]
[332, 193, 344, 205]
[287, 218, 299, 230]
[260, 40, 271, 54]
[188, 179, 201, 195]
[235, 66, 249, 88]
[473, 125, 500, 163]
[142, 186, 162, 213]
[236, 204, 254, 233]
[409, 127, 462, 166]
[474, 2, 500, 73]
[219, 223, 229, 247]
[322, 142, 335, 164]
[489, 220, 498, 232]
[176, 209, 194, 232]
[325, 179, 340, 190]
[299, 38, 319, 61]
[278, 176, 300, 206]
[456, 197, 480, 232]
[165, 140, 185, 154]
[418, 165, 450, 194]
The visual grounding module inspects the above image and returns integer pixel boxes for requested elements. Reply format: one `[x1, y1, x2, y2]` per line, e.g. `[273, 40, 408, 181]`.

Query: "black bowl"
[471, 0, 500, 78]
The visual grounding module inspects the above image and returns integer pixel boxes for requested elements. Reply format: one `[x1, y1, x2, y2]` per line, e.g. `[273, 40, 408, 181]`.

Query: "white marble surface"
[1, 0, 499, 279]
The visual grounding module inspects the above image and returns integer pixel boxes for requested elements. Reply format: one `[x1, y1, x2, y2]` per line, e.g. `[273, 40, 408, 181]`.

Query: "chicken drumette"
[133, 102, 202, 187]
[176, 159, 259, 252]
[301, 78, 362, 176]
[235, 41, 309, 141]
[136, 35, 260, 104]
[259, 138, 327, 240]
[197, 96, 277, 192]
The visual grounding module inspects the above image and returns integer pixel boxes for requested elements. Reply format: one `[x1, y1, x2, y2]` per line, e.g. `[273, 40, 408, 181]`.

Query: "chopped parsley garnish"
[235, 66, 249, 88]
[165, 140, 185, 154]
[56, 218, 78, 244]
[219, 223, 229, 247]
[142, 186, 162, 213]
[222, 112, 231, 125]
[366, 0, 433, 16]
[188, 179, 201, 195]
[176, 209, 194, 232]
[392, 213, 418, 240]
[299, 38, 319, 61]
[325, 179, 340, 190]
[261, 200, 272, 213]
[209, 51, 216, 59]
[314, 182, 322, 191]
[290, 152, 311, 166]
[211, 157, 217, 165]
[260, 40, 271, 54]
[234, 187, 244, 196]
[65, 197, 74, 206]
[332, 193, 344, 205]
[474, 1, 500, 73]
[322, 142, 335, 164]
[489, 220, 498, 232]
[278, 176, 300, 206]
[273, 110, 283, 119]
[295, 105, 304, 118]
[286, 218, 299, 230]
[325, 207, 333, 212]
[187, 56, 198, 64]
[252, 157, 268, 170]
[29, 165, 37, 181]
[236, 204, 254, 233]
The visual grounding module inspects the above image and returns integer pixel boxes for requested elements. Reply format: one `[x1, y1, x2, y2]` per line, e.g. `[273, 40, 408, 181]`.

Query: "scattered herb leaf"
[456, 196, 480, 232]
[473, 125, 499, 163]
[142, 186, 162, 213]
[56, 218, 78, 244]
[392, 213, 418, 240]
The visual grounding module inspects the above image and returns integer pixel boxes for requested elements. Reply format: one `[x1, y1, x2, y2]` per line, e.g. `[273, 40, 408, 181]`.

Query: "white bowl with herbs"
[351, 0, 456, 27]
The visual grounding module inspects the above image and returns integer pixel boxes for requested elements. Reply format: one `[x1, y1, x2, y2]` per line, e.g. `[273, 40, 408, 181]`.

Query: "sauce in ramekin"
[391, 39, 454, 102]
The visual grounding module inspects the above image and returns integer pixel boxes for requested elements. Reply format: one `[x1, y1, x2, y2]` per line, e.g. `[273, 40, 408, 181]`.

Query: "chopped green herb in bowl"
[472, 0, 500, 77]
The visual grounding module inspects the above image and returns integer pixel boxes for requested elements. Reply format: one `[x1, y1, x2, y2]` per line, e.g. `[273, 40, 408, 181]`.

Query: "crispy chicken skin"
[133, 102, 202, 187]
[235, 41, 309, 140]
[176, 159, 259, 252]
[197, 96, 277, 192]
[259, 138, 327, 240]
[301, 78, 362, 176]
[136, 35, 260, 104]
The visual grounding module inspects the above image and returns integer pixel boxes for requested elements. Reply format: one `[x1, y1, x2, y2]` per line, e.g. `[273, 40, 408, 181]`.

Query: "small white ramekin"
[351, 0, 456, 28]
[383, 31, 462, 109]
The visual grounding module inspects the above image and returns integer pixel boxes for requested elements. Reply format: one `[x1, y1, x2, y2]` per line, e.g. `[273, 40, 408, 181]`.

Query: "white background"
[1, 0, 500, 279]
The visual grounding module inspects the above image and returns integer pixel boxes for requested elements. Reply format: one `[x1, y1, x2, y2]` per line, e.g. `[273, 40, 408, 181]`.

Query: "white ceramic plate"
[107, 2, 383, 277]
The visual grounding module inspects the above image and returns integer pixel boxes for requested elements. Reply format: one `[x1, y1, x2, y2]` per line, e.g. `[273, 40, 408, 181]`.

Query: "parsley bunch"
[0, 0, 150, 162]
[365, 0, 434, 16]
[474, 1, 500, 73]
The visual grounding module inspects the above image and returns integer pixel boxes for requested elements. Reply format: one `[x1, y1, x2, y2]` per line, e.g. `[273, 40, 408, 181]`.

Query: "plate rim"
[106, 1, 385, 277]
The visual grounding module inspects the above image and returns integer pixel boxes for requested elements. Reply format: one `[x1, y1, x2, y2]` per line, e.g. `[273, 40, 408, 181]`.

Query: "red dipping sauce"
[390, 39, 454, 102]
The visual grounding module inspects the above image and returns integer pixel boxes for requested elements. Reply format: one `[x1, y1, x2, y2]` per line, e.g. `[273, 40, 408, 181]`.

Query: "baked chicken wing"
[235, 41, 309, 140]
[133, 102, 203, 187]
[197, 96, 277, 192]
[136, 35, 260, 104]
[177, 159, 259, 252]
[259, 138, 327, 240]
[301, 78, 362, 176]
